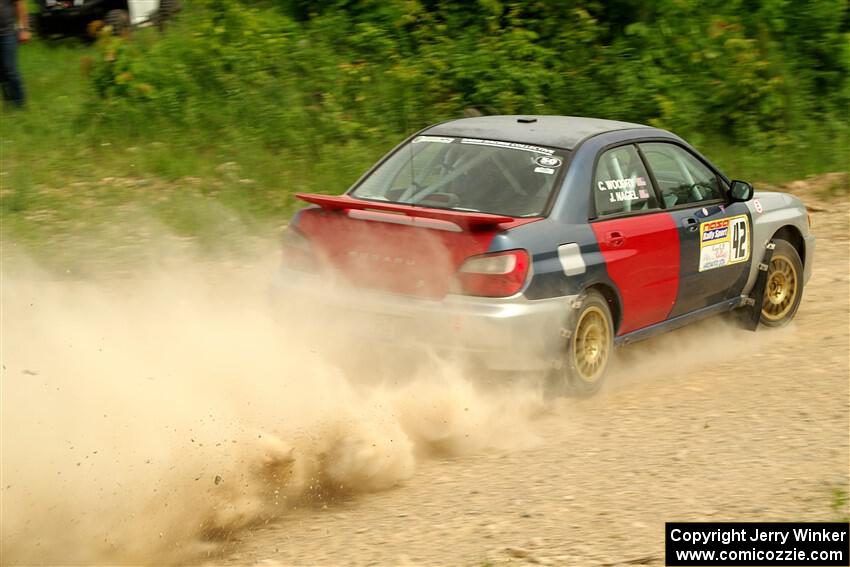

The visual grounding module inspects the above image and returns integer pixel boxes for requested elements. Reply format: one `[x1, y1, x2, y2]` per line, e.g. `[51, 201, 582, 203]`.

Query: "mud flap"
[744, 241, 776, 331]
[544, 293, 585, 397]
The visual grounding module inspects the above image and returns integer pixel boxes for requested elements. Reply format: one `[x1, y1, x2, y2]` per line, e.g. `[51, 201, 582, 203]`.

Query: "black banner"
[666, 522, 849, 566]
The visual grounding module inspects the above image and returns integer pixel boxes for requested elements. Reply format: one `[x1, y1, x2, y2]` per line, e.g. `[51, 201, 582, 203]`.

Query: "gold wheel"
[572, 305, 610, 383]
[761, 253, 799, 322]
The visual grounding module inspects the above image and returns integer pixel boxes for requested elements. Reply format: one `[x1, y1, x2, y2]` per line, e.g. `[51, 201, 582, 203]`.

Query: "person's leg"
[0, 34, 9, 101]
[0, 33, 25, 107]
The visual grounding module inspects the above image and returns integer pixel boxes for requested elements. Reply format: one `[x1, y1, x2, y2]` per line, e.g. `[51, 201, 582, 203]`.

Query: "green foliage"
[3, 19, 846, 271]
[830, 486, 849, 521]
[86, 0, 849, 156]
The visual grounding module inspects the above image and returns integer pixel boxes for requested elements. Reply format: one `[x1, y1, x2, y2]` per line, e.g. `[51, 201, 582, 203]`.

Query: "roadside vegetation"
[831, 486, 850, 522]
[2, 0, 848, 271]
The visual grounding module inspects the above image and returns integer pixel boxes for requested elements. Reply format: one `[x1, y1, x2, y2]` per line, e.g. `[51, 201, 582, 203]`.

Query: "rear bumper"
[271, 269, 573, 371]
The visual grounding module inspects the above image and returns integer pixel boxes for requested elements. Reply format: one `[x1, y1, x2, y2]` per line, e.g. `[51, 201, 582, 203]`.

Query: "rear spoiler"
[295, 193, 515, 231]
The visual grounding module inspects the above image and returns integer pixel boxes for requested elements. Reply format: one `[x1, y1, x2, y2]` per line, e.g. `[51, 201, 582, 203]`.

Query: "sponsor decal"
[700, 242, 729, 271]
[534, 166, 555, 175]
[460, 138, 555, 155]
[753, 198, 763, 214]
[701, 220, 729, 244]
[698, 215, 750, 272]
[638, 189, 650, 199]
[412, 135, 454, 144]
[534, 156, 562, 168]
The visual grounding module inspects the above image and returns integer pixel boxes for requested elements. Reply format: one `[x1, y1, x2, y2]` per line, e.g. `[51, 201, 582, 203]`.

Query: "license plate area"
[362, 313, 412, 341]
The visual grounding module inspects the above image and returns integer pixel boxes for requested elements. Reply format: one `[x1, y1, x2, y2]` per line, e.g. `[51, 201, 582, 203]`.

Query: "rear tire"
[547, 289, 614, 398]
[760, 239, 804, 327]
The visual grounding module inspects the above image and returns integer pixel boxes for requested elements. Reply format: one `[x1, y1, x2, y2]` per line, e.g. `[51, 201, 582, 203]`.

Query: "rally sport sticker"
[699, 214, 750, 272]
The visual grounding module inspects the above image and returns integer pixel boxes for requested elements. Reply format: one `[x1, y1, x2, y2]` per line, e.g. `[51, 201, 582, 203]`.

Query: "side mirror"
[729, 180, 754, 202]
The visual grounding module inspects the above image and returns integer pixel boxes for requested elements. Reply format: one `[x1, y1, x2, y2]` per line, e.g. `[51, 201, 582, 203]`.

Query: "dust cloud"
[603, 310, 786, 395]
[1, 247, 542, 565]
[1, 223, 771, 564]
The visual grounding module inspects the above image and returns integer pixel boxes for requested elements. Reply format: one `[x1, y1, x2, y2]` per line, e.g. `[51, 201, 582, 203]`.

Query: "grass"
[700, 128, 850, 187]
[1, 35, 391, 272]
[2, 35, 848, 273]
[831, 486, 849, 522]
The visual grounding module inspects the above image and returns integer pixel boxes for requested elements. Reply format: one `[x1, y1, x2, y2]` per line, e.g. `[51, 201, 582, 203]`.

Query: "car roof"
[423, 115, 651, 150]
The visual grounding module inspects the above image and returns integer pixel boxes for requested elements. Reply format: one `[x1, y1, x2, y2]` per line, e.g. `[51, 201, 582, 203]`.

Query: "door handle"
[605, 231, 626, 247]
[682, 217, 699, 232]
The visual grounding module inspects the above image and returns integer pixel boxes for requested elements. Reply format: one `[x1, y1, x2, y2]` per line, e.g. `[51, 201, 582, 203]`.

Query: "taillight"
[455, 250, 530, 297]
[281, 227, 317, 272]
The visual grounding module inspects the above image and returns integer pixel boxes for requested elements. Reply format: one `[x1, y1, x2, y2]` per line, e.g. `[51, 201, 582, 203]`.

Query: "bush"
[87, 0, 849, 155]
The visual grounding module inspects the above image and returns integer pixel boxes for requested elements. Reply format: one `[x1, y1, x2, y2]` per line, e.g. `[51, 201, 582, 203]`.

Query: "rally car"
[276, 116, 814, 396]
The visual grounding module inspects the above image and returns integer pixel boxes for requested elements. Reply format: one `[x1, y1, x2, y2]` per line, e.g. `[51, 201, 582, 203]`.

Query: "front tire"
[548, 289, 614, 398]
[760, 239, 804, 327]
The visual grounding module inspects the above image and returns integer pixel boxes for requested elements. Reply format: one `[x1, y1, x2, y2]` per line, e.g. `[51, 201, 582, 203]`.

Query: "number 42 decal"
[730, 216, 749, 263]
[698, 215, 750, 271]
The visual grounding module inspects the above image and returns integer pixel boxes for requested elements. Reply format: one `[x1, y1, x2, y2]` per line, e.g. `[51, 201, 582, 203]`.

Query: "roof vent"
[517, 117, 537, 123]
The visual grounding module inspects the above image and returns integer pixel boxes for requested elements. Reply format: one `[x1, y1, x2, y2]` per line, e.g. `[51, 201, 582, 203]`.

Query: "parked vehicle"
[275, 116, 814, 396]
[32, 0, 179, 38]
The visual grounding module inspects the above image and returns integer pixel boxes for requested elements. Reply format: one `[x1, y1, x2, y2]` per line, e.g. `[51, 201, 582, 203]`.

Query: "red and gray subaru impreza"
[276, 116, 814, 395]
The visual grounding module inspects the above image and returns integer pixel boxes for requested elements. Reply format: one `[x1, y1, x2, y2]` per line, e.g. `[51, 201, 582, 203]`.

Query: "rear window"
[350, 136, 569, 217]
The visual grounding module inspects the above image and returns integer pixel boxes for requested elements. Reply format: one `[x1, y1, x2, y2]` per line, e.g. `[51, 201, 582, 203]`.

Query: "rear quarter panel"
[489, 220, 611, 300]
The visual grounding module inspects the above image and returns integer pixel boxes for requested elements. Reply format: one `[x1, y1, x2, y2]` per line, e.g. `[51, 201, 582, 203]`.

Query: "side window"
[593, 145, 658, 217]
[639, 143, 723, 207]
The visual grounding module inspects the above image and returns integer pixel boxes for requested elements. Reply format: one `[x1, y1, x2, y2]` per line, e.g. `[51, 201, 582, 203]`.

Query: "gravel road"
[219, 181, 849, 567]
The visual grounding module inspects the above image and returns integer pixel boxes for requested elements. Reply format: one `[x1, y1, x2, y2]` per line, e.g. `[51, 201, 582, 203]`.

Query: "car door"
[589, 144, 681, 335]
[638, 142, 752, 317]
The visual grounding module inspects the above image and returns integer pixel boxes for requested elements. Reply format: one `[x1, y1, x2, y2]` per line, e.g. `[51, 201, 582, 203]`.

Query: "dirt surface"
[212, 178, 849, 567]
[2, 176, 848, 566]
